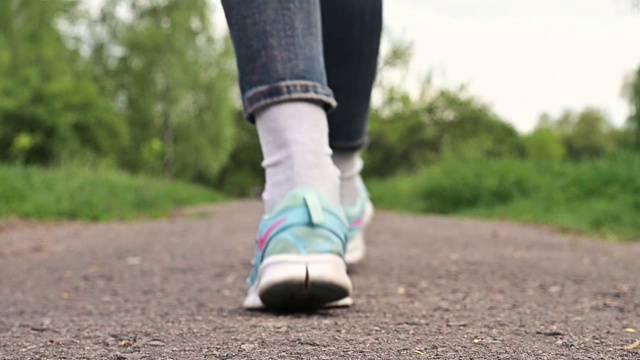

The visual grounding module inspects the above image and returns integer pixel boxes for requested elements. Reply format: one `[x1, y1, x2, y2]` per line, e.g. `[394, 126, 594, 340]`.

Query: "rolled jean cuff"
[330, 135, 369, 152]
[243, 80, 337, 121]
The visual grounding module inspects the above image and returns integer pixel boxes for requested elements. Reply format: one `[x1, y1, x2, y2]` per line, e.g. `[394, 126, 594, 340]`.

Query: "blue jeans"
[222, 0, 383, 151]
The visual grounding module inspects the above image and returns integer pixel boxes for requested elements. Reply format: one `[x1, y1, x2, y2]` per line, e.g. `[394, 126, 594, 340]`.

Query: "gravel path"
[1, 201, 639, 359]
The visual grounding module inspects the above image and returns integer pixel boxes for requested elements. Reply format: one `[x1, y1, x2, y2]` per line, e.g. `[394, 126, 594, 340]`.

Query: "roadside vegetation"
[0, 164, 222, 221]
[1, 1, 639, 239]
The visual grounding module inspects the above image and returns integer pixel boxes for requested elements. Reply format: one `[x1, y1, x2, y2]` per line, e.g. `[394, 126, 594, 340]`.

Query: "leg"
[222, 0, 335, 119]
[222, 0, 351, 310]
[321, 0, 382, 206]
[321, 0, 382, 264]
[222, 0, 340, 212]
[322, 0, 383, 153]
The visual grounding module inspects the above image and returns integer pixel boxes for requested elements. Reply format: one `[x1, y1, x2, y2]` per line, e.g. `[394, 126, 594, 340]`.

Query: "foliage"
[623, 65, 640, 150]
[420, 156, 541, 214]
[0, 164, 222, 221]
[365, 83, 524, 178]
[0, 0, 128, 165]
[0, 0, 639, 240]
[91, 0, 237, 183]
[368, 153, 640, 240]
[523, 127, 566, 162]
[362, 34, 524, 178]
[545, 108, 619, 160]
[214, 111, 264, 197]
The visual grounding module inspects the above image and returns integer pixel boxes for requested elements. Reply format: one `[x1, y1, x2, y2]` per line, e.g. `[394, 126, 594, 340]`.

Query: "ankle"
[332, 151, 364, 206]
[256, 101, 341, 212]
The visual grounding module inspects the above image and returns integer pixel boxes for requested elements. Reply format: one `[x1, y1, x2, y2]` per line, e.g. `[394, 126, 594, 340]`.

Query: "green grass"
[368, 153, 640, 241]
[0, 164, 223, 221]
[4, 155, 639, 240]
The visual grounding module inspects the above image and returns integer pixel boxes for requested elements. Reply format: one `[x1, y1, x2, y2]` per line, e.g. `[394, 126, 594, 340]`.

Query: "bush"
[365, 89, 524, 178]
[523, 128, 566, 162]
[0, 1, 129, 166]
[419, 157, 542, 213]
[368, 153, 640, 240]
[214, 115, 264, 197]
[0, 164, 223, 221]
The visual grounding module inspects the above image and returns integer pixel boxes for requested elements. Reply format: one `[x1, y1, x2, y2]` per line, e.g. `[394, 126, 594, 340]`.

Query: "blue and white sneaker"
[344, 181, 374, 265]
[243, 188, 353, 310]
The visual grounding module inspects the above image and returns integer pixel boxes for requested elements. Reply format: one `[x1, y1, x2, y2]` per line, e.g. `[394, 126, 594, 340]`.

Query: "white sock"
[332, 151, 364, 207]
[255, 101, 341, 213]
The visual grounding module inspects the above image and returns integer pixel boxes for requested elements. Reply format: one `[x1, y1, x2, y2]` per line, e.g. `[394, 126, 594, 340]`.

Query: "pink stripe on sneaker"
[259, 217, 288, 251]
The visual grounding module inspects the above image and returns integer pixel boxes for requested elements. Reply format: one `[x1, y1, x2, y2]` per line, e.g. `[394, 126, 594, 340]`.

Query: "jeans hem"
[243, 80, 337, 121]
[329, 136, 369, 152]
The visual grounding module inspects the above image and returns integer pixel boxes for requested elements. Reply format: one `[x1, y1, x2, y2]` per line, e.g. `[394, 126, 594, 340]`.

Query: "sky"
[210, 0, 640, 133]
[379, 0, 640, 132]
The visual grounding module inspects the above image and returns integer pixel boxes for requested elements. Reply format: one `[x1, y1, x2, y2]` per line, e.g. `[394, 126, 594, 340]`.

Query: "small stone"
[147, 340, 165, 347]
[447, 321, 468, 327]
[126, 257, 142, 265]
[624, 340, 640, 351]
[116, 354, 146, 360]
[549, 286, 562, 294]
[240, 344, 256, 351]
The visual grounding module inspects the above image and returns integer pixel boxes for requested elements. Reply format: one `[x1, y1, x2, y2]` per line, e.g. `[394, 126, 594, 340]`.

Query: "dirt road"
[1, 201, 639, 359]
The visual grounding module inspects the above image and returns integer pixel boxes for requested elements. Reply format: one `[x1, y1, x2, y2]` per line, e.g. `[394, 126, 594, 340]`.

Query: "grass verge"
[0, 164, 223, 221]
[368, 153, 640, 241]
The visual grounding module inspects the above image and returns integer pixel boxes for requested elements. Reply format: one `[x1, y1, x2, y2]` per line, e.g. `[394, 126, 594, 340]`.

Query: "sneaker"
[243, 188, 353, 310]
[344, 182, 374, 265]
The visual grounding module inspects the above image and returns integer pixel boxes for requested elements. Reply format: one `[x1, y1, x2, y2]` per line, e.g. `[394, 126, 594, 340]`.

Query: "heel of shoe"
[247, 254, 352, 310]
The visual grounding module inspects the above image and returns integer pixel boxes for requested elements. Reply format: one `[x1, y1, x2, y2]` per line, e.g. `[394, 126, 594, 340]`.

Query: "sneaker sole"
[345, 233, 366, 265]
[345, 200, 374, 265]
[243, 254, 352, 310]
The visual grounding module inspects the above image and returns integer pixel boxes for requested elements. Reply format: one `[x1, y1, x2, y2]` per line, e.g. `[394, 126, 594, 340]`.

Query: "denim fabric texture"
[222, 0, 383, 151]
[322, 0, 382, 151]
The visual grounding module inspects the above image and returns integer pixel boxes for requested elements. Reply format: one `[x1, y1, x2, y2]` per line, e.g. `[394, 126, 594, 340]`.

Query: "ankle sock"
[331, 151, 364, 207]
[255, 101, 341, 213]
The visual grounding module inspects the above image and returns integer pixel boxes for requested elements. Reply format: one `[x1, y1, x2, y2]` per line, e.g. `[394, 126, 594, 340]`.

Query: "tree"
[622, 65, 640, 150]
[365, 34, 523, 177]
[0, 0, 128, 165]
[214, 110, 264, 197]
[545, 108, 617, 160]
[523, 121, 566, 162]
[92, 0, 237, 183]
